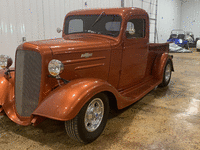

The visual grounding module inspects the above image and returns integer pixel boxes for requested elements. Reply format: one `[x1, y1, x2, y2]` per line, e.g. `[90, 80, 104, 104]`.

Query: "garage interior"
[0, 0, 200, 149]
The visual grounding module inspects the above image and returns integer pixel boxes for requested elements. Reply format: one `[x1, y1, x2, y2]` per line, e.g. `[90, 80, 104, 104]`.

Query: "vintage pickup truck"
[0, 7, 174, 143]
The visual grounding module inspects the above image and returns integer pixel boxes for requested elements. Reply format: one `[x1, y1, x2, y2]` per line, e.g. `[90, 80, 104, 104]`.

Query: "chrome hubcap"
[84, 98, 104, 132]
[165, 64, 171, 82]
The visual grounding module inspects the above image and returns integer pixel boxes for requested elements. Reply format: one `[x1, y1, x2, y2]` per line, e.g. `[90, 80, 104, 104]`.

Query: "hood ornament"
[81, 53, 93, 58]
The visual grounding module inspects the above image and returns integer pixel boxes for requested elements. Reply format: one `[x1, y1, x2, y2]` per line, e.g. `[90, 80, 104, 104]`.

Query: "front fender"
[0, 70, 14, 106]
[33, 78, 118, 121]
[152, 53, 173, 80]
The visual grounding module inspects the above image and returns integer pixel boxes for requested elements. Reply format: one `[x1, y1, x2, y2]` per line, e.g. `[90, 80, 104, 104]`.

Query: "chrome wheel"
[159, 60, 173, 87]
[84, 98, 104, 132]
[165, 63, 171, 82]
[65, 93, 109, 143]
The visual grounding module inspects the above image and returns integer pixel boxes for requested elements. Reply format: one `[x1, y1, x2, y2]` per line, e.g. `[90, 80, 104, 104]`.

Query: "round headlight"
[0, 55, 13, 69]
[48, 59, 64, 77]
[179, 39, 183, 43]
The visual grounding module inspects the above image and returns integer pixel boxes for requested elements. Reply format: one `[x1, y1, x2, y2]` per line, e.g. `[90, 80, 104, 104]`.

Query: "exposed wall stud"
[121, 0, 124, 7]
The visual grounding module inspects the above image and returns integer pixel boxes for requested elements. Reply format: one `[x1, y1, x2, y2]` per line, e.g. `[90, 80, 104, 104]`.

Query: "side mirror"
[57, 27, 62, 33]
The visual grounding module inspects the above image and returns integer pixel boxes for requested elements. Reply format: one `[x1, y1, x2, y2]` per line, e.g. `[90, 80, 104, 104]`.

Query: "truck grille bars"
[15, 50, 42, 117]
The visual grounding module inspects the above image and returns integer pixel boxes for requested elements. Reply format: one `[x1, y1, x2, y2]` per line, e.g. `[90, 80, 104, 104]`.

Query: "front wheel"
[159, 60, 172, 87]
[65, 93, 109, 144]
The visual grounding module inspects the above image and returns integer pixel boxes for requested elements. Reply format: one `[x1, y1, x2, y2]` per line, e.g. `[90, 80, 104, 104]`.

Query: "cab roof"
[67, 7, 149, 18]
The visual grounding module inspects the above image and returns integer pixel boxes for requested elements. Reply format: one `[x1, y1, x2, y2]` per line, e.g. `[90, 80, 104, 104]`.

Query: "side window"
[126, 19, 145, 39]
[68, 19, 83, 33]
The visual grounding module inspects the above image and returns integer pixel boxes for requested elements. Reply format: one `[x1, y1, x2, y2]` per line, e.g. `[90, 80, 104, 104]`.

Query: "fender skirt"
[32, 78, 120, 121]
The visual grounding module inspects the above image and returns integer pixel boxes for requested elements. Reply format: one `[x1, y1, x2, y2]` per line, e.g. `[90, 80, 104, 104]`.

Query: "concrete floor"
[0, 52, 200, 150]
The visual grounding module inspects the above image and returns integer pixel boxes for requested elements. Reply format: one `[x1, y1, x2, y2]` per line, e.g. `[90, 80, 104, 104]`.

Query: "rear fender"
[152, 53, 174, 80]
[32, 78, 119, 121]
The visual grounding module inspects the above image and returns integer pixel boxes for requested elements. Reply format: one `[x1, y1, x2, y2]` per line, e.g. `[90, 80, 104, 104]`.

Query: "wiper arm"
[91, 11, 105, 27]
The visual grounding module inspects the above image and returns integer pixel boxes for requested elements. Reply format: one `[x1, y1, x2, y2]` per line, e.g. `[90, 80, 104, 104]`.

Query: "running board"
[118, 77, 162, 109]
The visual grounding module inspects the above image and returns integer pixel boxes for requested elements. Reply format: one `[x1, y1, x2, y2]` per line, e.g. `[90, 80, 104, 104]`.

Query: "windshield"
[171, 30, 184, 35]
[64, 15, 122, 37]
[177, 34, 185, 39]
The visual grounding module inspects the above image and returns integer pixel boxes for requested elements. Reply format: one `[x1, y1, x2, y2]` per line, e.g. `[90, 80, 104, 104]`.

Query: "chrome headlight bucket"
[0, 55, 13, 69]
[48, 59, 64, 77]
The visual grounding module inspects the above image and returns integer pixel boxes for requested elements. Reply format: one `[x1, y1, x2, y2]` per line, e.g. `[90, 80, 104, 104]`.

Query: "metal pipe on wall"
[154, 0, 158, 43]
[121, 0, 124, 7]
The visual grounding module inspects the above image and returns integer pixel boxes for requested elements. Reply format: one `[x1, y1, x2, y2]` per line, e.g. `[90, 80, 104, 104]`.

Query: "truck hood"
[27, 34, 116, 54]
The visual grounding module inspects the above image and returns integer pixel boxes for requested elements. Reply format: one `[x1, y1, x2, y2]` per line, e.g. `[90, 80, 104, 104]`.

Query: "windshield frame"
[63, 14, 122, 38]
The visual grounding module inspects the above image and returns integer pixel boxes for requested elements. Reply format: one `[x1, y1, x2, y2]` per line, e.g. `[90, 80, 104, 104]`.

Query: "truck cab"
[0, 7, 174, 144]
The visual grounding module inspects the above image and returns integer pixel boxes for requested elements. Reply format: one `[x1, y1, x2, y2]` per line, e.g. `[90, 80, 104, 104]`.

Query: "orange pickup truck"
[0, 7, 174, 143]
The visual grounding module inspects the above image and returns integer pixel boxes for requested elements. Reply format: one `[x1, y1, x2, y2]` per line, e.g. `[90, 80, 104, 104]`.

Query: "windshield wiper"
[91, 11, 105, 27]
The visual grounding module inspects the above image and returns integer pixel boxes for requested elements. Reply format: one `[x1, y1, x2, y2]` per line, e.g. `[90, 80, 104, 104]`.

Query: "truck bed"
[148, 43, 169, 53]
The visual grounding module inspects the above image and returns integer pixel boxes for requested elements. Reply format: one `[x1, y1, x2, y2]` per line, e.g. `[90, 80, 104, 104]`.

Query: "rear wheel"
[65, 93, 109, 144]
[159, 60, 172, 87]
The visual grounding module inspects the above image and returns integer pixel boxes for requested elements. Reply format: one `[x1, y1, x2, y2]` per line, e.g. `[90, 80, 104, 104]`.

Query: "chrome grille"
[15, 50, 42, 117]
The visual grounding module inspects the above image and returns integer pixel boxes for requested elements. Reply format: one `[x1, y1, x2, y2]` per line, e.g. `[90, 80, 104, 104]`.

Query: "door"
[118, 17, 148, 89]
